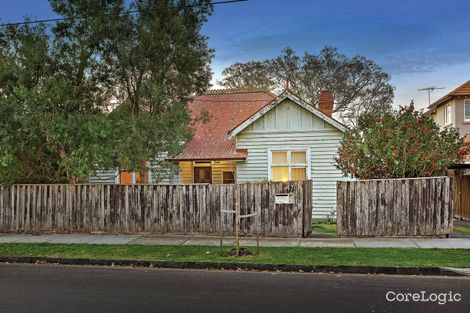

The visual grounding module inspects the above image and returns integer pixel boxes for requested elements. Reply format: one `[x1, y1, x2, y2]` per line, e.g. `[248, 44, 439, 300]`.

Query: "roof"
[429, 80, 470, 110]
[173, 88, 346, 161]
[173, 89, 276, 161]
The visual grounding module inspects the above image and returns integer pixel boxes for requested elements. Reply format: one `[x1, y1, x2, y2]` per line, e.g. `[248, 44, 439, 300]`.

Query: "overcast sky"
[2, 0, 470, 110]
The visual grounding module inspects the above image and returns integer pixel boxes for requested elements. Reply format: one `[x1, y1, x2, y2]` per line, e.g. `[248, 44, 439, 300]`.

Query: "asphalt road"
[0, 264, 469, 313]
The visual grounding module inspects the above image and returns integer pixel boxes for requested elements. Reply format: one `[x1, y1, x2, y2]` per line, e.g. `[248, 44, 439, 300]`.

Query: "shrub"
[335, 104, 465, 179]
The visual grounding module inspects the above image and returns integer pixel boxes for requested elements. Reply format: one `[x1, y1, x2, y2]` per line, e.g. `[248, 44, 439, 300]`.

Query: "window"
[119, 161, 150, 184]
[465, 100, 470, 122]
[119, 171, 148, 184]
[222, 171, 235, 184]
[269, 149, 309, 181]
[445, 103, 452, 125]
[194, 166, 212, 183]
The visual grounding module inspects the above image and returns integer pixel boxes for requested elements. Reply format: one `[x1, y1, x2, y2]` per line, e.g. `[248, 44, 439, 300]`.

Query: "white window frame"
[267, 147, 311, 181]
[464, 99, 470, 122]
[445, 103, 452, 126]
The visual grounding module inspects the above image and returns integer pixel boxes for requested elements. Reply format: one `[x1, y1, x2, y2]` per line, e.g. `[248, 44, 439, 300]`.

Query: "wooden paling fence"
[454, 172, 470, 221]
[336, 177, 453, 237]
[0, 181, 312, 237]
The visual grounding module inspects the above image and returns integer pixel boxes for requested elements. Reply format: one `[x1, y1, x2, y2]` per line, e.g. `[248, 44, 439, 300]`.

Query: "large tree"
[219, 47, 394, 126]
[0, 0, 213, 184]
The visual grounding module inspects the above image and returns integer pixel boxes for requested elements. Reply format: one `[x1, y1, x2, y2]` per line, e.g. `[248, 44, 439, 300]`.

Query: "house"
[91, 88, 347, 219]
[427, 80, 470, 163]
[428, 80, 470, 137]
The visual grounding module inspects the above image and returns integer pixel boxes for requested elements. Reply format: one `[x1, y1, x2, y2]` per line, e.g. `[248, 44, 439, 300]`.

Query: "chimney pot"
[319, 89, 334, 117]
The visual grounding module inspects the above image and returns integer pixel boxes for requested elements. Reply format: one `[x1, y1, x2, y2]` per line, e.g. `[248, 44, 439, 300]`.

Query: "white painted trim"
[306, 147, 312, 180]
[229, 91, 347, 136]
[114, 168, 120, 184]
[445, 103, 453, 126]
[267, 147, 311, 181]
[131, 172, 136, 185]
[267, 148, 272, 181]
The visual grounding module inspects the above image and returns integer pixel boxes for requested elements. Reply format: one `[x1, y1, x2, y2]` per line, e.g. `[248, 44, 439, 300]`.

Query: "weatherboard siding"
[178, 161, 237, 184]
[88, 169, 118, 184]
[236, 99, 343, 219]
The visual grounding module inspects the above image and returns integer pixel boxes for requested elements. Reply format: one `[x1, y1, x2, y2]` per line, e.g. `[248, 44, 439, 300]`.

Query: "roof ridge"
[203, 87, 269, 95]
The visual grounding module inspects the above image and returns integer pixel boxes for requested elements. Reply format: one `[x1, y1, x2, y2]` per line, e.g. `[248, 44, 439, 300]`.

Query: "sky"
[1, 0, 470, 110]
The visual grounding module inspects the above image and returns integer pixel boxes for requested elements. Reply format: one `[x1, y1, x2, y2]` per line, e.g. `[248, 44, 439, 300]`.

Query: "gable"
[229, 92, 347, 136]
[242, 99, 336, 133]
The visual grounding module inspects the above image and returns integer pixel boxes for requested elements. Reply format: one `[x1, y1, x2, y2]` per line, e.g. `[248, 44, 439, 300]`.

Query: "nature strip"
[0, 256, 464, 276]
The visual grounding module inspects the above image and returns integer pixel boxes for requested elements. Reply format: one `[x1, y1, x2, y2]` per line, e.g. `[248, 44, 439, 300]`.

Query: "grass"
[312, 220, 337, 234]
[1, 243, 470, 268]
[454, 225, 470, 234]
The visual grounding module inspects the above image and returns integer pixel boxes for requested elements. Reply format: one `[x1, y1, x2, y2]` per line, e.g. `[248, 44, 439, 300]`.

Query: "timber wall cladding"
[336, 177, 454, 237]
[0, 181, 312, 237]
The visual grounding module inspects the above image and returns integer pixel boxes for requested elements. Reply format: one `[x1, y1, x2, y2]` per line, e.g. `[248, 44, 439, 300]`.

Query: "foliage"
[219, 47, 394, 125]
[335, 104, 464, 179]
[0, 0, 214, 184]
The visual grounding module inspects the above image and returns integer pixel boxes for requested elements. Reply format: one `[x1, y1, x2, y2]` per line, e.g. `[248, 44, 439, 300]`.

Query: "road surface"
[0, 263, 469, 313]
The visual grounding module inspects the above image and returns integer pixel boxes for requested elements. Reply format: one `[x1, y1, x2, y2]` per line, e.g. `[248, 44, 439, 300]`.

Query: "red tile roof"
[173, 89, 276, 161]
[429, 80, 470, 108]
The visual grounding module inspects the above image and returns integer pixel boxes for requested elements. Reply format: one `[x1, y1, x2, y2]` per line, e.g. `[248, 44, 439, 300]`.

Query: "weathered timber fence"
[0, 181, 312, 237]
[336, 177, 453, 237]
[453, 172, 470, 221]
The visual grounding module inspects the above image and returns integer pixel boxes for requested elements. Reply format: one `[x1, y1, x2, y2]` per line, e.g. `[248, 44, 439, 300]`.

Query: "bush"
[335, 104, 465, 179]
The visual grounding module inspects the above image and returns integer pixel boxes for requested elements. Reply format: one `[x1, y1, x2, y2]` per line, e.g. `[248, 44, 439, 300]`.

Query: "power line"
[0, 0, 249, 27]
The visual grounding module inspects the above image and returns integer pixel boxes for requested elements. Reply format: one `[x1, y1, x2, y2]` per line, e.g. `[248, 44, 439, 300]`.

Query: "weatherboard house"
[91, 88, 346, 219]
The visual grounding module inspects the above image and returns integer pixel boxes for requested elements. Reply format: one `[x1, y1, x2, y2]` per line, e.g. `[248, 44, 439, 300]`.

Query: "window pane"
[291, 151, 306, 164]
[194, 167, 212, 183]
[223, 171, 235, 184]
[291, 168, 306, 181]
[120, 171, 133, 184]
[272, 166, 288, 182]
[272, 151, 287, 164]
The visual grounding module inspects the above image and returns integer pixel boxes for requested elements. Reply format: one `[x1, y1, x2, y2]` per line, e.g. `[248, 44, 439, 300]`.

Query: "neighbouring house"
[428, 80, 470, 136]
[91, 88, 347, 219]
[427, 80, 470, 163]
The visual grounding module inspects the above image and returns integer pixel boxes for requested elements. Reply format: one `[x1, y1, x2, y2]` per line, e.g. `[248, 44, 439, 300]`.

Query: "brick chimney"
[319, 89, 334, 117]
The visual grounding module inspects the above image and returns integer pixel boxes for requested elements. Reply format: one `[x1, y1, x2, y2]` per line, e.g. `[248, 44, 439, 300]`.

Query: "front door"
[194, 166, 212, 184]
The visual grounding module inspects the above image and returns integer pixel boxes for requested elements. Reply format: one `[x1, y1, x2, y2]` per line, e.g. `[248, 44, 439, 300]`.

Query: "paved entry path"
[1, 233, 470, 249]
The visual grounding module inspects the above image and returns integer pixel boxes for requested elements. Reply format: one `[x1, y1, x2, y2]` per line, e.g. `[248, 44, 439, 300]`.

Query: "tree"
[219, 47, 394, 126]
[335, 104, 465, 179]
[0, 0, 213, 184]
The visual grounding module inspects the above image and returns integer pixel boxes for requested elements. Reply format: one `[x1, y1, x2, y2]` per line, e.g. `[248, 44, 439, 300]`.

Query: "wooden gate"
[454, 171, 470, 221]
